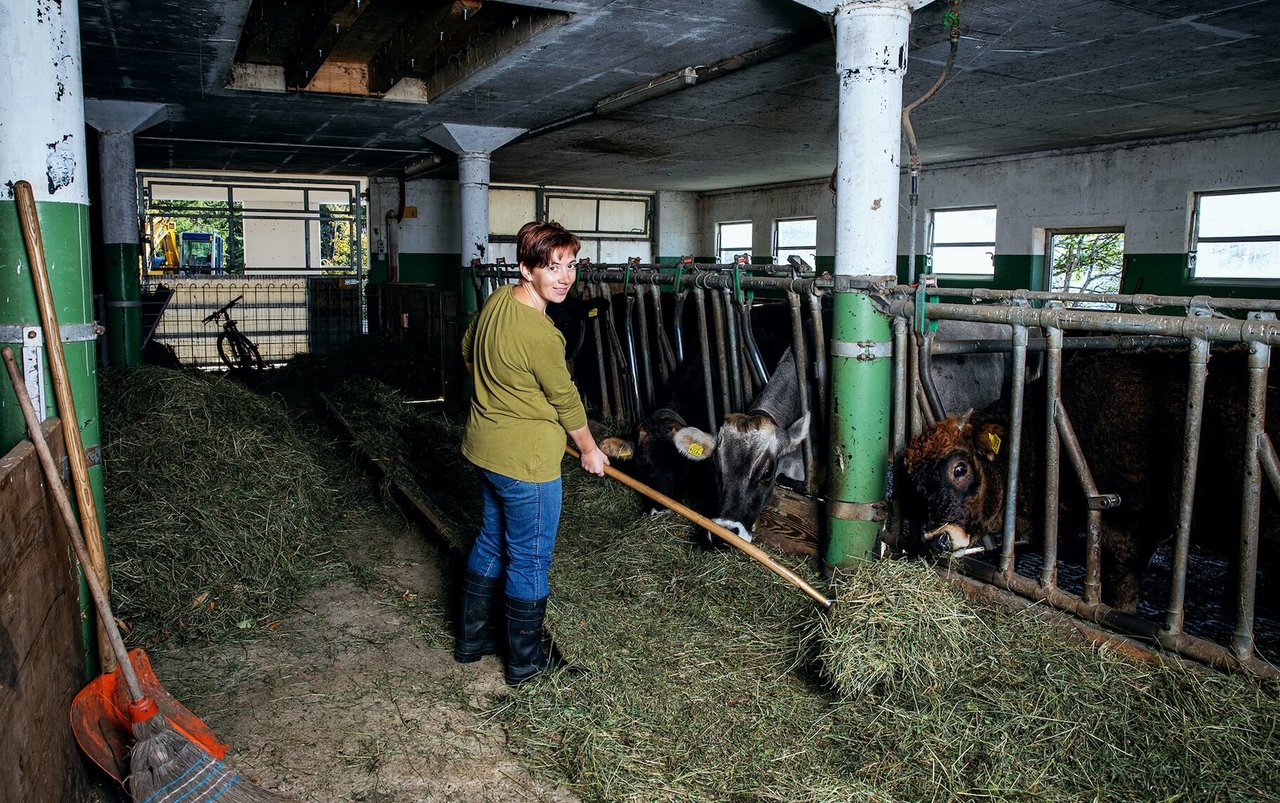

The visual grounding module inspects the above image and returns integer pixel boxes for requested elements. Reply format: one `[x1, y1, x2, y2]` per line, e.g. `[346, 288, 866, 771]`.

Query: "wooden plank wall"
[0, 418, 91, 801]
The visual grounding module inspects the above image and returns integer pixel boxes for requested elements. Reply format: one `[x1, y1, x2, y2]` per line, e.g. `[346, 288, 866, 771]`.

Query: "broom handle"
[13, 180, 115, 672]
[2, 348, 143, 701]
[566, 446, 833, 609]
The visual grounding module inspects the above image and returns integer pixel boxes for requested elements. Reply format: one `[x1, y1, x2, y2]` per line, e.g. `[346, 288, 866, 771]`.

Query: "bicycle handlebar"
[202, 294, 245, 324]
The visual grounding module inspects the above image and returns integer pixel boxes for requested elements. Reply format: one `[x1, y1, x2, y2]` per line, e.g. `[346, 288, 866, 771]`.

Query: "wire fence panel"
[147, 275, 362, 369]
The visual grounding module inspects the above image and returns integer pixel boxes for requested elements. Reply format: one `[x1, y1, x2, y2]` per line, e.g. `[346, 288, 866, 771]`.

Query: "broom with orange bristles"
[3, 347, 291, 802]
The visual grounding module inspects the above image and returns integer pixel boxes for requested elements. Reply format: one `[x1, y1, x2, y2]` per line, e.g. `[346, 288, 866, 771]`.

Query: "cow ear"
[673, 426, 716, 461]
[783, 411, 811, 451]
[976, 422, 1004, 461]
[586, 297, 611, 319]
[599, 437, 635, 460]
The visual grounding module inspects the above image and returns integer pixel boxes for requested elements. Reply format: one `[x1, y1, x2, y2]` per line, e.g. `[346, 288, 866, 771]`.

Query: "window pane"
[1193, 241, 1280, 279]
[1198, 191, 1280, 239]
[777, 218, 816, 246]
[932, 245, 994, 276]
[599, 199, 648, 234]
[933, 208, 996, 244]
[777, 248, 816, 269]
[718, 222, 752, 250]
[490, 189, 537, 235]
[547, 197, 597, 231]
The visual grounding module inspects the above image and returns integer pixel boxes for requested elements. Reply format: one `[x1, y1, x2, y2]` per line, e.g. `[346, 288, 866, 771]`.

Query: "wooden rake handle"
[13, 179, 114, 671]
[2, 348, 142, 701]
[566, 446, 833, 610]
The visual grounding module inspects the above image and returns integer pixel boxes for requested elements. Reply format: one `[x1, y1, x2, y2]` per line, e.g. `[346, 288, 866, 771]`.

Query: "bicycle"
[202, 294, 265, 372]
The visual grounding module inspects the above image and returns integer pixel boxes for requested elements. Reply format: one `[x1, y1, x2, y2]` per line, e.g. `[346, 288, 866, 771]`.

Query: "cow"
[598, 352, 718, 515]
[547, 291, 612, 362]
[903, 345, 1280, 613]
[667, 346, 811, 545]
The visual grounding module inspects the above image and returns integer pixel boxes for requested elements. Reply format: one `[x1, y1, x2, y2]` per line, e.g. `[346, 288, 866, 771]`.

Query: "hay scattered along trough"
[99, 366, 365, 644]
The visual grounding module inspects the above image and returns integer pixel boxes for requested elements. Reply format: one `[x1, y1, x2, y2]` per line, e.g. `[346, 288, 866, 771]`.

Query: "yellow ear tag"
[986, 432, 1002, 456]
[587, 308, 599, 318]
[687, 442, 704, 457]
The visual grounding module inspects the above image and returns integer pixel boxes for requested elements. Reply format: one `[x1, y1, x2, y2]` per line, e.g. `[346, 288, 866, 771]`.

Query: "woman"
[456, 220, 609, 685]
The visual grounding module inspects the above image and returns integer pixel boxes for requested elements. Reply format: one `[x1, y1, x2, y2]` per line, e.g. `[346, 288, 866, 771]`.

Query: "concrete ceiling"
[78, 0, 1280, 192]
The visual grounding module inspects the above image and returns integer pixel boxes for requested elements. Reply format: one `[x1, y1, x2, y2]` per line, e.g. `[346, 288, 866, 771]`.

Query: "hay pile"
[321, 377, 478, 555]
[496, 468, 1280, 801]
[99, 366, 365, 643]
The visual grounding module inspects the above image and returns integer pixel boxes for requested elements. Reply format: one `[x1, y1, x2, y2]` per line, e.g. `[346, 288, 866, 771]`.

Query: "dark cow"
[904, 345, 1280, 612]
[548, 292, 611, 362]
[599, 352, 717, 513]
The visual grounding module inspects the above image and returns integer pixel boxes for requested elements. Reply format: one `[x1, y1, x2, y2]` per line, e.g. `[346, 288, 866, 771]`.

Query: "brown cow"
[904, 345, 1280, 613]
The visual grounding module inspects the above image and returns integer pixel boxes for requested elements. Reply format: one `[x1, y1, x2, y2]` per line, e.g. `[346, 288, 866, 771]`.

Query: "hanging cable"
[903, 0, 962, 285]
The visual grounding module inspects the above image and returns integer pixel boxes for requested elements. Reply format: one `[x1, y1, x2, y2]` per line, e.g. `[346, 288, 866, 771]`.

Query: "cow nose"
[931, 531, 952, 552]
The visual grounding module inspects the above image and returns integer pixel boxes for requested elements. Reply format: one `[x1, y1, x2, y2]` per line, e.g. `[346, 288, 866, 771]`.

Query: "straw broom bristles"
[129, 716, 289, 802]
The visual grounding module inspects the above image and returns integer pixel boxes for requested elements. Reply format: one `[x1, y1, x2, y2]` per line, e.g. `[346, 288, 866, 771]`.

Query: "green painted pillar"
[1, 0, 105, 675]
[825, 288, 893, 566]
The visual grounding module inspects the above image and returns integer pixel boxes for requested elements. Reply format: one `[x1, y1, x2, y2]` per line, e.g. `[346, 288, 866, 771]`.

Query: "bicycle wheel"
[217, 328, 265, 372]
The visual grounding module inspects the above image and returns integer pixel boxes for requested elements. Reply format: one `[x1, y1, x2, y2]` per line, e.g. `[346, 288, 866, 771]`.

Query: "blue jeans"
[467, 467, 562, 602]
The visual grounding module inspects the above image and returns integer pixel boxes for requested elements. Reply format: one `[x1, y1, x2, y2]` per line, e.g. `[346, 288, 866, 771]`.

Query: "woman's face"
[525, 246, 578, 306]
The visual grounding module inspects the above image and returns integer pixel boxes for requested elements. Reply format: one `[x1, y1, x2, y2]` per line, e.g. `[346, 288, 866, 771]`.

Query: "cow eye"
[952, 461, 968, 479]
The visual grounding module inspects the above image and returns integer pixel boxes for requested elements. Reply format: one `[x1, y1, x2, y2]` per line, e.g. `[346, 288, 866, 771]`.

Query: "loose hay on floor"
[103, 359, 1280, 802]
[316, 382, 1280, 801]
[99, 366, 368, 644]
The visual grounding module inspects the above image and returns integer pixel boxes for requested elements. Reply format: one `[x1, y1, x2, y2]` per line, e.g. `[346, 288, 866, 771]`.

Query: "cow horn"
[954, 408, 974, 430]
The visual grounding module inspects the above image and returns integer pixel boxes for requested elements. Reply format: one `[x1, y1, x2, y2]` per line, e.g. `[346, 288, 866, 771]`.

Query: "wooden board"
[0, 418, 91, 802]
[753, 485, 822, 557]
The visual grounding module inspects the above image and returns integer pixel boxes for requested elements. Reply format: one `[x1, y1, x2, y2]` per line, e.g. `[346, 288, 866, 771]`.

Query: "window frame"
[928, 206, 997, 278]
[773, 216, 817, 268]
[717, 220, 753, 265]
[1188, 187, 1280, 284]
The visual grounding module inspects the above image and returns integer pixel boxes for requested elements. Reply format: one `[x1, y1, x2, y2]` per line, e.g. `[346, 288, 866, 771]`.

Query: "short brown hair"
[516, 220, 580, 269]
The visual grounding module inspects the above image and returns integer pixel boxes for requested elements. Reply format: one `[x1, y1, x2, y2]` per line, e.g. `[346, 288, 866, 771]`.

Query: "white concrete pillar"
[458, 152, 493, 268]
[794, 0, 927, 276]
[422, 123, 524, 313]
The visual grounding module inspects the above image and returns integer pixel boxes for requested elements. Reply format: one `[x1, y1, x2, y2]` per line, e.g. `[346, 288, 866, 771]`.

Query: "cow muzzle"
[924, 523, 972, 553]
[711, 518, 753, 544]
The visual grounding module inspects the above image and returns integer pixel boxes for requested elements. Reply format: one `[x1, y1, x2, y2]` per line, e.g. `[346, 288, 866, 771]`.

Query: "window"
[774, 218, 816, 268]
[1191, 189, 1280, 280]
[1047, 230, 1124, 309]
[930, 207, 996, 276]
[717, 221, 752, 264]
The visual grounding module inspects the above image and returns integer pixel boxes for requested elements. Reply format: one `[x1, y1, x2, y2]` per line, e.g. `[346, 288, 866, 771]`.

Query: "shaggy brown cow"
[904, 346, 1280, 613]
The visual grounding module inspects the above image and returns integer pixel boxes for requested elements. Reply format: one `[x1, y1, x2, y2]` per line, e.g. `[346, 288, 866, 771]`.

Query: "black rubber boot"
[504, 596, 552, 685]
[453, 571, 500, 663]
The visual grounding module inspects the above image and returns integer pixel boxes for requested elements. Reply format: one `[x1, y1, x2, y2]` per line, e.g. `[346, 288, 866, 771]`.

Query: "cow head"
[903, 410, 1009, 554]
[674, 410, 811, 544]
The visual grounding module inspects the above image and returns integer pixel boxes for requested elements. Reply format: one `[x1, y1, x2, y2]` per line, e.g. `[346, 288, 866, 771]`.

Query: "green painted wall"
[368, 253, 461, 286]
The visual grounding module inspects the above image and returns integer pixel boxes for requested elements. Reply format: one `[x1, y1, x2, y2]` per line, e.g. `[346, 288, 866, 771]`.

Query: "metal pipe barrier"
[889, 284, 1278, 677]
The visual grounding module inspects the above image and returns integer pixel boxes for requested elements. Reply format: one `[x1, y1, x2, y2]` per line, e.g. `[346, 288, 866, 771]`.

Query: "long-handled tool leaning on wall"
[12, 179, 114, 672]
[3, 347, 292, 802]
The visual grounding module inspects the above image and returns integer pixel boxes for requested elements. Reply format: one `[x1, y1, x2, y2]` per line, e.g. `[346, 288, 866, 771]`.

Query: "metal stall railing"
[886, 282, 1280, 677]
[469, 260, 831, 493]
